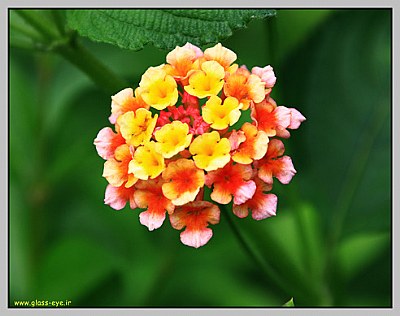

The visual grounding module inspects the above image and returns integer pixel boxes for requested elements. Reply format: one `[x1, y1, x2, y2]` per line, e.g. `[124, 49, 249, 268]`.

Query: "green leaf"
[283, 297, 295, 307]
[335, 232, 390, 280]
[66, 9, 275, 51]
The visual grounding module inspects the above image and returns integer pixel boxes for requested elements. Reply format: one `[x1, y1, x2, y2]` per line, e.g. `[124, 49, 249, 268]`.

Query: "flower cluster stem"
[220, 204, 292, 296]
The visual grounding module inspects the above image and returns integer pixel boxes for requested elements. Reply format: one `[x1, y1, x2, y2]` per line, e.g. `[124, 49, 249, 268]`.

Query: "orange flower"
[134, 178, 175, 231]
[109, 88, 149, 124]
[205, 162, 256, 205]
[165, 43, 203, 84]
[162, 159, 205, 206]
[204, 43, 237, 73]
[233, 178, 277, 220]
[255, 138, 296, 185]
[169, 201, 220, 248]
[104, 184, 136, 210]
[251, 98, 292, 138]
[224, 68, 265, 110]
[102, 144, 137, 188]
[231, 123, 269, 164]
[94, 127, 125, 160]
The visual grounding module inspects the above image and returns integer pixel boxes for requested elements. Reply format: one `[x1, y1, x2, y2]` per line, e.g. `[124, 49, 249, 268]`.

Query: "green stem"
[15, 10, 127, 94]
[55, 39, 128, 94]
[15, 10, 57, 41]
[221, 204, 292, 296]
[50, 10, 66, 36]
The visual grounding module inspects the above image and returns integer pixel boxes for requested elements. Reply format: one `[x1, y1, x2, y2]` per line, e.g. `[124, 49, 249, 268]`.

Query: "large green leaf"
[66, 9, 275, 51]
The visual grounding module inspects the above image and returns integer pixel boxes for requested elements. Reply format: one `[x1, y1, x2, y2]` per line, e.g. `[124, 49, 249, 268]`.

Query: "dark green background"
[9, 9, 391, 307]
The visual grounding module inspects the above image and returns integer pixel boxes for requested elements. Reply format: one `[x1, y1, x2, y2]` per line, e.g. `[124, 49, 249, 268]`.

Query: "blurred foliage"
[9, 9, 391, 307]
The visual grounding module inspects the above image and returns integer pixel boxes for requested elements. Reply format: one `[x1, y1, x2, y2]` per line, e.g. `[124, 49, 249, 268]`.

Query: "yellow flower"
[117, 108, 158, 147]
[139, 65, 178, 110]
[189, 131, 231, 171]
[128, 142, 165, 180]
[184, 61, 225, 98]
[154, 121, 193, 158]
[202, 96, 242, 130]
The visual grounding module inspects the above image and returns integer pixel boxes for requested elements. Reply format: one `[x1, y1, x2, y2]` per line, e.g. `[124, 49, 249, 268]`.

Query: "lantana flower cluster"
[94, 43, 305, 248]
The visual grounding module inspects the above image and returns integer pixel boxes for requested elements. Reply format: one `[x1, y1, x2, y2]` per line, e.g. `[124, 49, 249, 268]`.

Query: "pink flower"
[104, 184, 136, 210]
[233, 179, 277, 220]
[252, 65, 276, 88]
[94, 127, 125, 160]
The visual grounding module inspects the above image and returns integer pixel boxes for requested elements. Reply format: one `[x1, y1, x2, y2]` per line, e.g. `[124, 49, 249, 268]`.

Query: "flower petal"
[94, 127, 125, 160]
[104, 184, 136, 210]
[170, 201, 220, 248]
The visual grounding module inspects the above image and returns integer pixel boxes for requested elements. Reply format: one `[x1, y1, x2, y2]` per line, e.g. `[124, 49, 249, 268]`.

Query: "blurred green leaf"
[243, 203, 327, 305]
[275, 10, 332, 65]
[66, 9, 275, 51]
[280, 9, 391, 306]
[281, 9, 390, 235]
[283, 297, 295, 307]
[335, 231, 390, 280]
[35, 237, 118, 301]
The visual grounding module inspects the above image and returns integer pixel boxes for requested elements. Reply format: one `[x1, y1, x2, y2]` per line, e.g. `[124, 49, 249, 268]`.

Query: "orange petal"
[169, 201, 220, 248]
[134, 178, 175, 231]
[162, 159, 205, 205]
[206, 162, 256, 205]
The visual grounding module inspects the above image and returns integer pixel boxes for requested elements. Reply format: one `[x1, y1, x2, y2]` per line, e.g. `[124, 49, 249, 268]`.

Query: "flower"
[118, 108, 158, 147]
[224, 67, 265, 110]
[165, 43, 203, 83]
[102, 144, 137, 188]
[95, 42, 305, 248]
[251, 65, 276, 89]
[205, 162, 256, 205]
[189, 131, 231, 171]
[162, 159, 205, 206]
[109, 88, 149, 124]
[170, 201, 220, 248]
[94, 127, 125, 160]
[204, 43, 237, 73]
[202, 95, 242, 130]
[104, 184, 137, 210]
[255, 138, 296, 185]
[128, 141, 165, 180]
[154, 121, 192, 158]
[139, 65, 179, 110]
[184, 60, 225, 98]
[134, 178, 175, 231]
[231, 123, 269, 164]
[233, 178, 277, 220]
